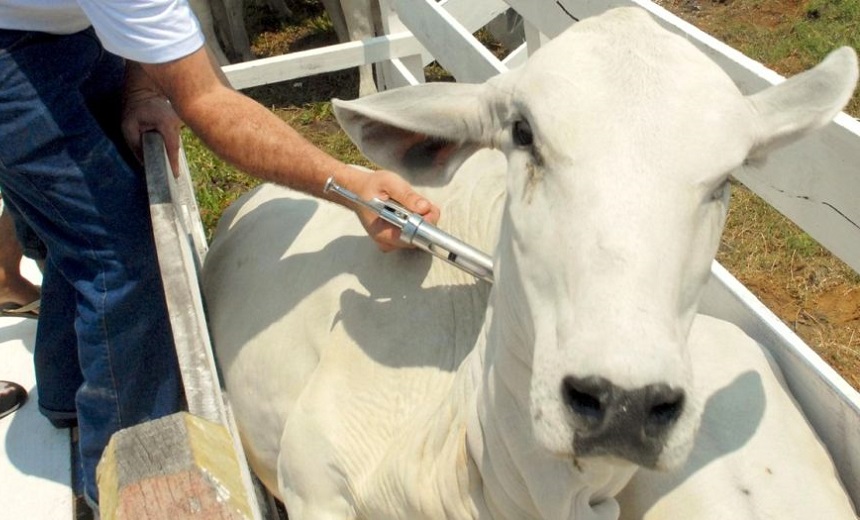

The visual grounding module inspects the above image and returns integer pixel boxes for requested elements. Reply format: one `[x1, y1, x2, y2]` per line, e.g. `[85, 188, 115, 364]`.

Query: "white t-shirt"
[0, 0, 204, 64]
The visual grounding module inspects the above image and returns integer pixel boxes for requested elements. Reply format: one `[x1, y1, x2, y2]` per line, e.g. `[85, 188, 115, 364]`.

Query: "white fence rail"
[220, 0, 860, 509]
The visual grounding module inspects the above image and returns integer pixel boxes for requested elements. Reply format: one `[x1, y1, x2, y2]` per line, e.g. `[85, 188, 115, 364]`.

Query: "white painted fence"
[222, 0, 860, 510]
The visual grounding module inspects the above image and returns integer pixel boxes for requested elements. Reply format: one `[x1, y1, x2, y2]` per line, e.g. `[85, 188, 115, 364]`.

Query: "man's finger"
[386, 183, 440, 225]
[160, 127, 182, 178]
[367, 218, 400, 252]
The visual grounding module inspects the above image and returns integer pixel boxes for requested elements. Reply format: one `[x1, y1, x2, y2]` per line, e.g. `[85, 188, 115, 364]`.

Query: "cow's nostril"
[648, 391, 684, 426]
[562, 376, 606, 422]
[567, 388, 603, 418]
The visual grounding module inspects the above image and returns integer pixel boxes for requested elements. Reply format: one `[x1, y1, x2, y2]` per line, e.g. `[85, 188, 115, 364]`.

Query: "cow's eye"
[513, 119, 533, 147]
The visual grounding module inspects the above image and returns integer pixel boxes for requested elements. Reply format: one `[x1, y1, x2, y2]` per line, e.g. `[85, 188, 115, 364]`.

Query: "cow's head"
[333, 7, 857, 472]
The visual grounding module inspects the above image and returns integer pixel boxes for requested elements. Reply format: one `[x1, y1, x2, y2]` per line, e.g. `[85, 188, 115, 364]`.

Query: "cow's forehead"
[504, 10, 754, 184]
[514, 10, 745, 118]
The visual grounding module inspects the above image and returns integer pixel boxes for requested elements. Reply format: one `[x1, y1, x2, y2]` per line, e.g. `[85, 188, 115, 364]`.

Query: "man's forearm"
[140, 47, 362, 201]
[183, 85, 357, 198]
[136, 45, 440, 253]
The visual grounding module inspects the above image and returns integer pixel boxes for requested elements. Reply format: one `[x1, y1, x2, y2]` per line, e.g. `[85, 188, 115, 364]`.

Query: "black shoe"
[49, 415, 79, 429]
[0, 380, 27, 420]
[40, 405, 79, 429]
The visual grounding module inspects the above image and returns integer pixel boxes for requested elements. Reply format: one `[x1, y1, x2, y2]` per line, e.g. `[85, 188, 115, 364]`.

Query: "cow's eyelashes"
[512, 119, 534, 147]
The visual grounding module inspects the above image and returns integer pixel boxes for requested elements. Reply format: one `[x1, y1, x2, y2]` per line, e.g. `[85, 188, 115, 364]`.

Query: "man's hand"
[121, 90, 184, 177]
[347, 169, 441, 252]
[122, 61, 184, 177]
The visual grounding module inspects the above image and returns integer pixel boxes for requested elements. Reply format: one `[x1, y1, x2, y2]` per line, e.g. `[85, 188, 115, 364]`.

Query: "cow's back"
[202, 149, 506, 493]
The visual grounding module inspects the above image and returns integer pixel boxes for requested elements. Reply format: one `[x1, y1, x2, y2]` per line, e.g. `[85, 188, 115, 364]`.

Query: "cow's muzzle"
[562, 375, 685, 468]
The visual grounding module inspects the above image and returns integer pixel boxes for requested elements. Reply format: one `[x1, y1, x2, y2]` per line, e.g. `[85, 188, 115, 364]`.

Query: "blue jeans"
[0, 28, 184, 503]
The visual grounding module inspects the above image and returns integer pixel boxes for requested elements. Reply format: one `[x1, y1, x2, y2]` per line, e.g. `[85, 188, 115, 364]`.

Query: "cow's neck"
[360, 290, 635, 519]
[354, 320, 485, 519]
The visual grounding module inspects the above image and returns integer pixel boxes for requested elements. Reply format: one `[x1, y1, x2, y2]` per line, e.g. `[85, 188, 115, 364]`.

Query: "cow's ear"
[332, 82, 500, 185]
[748, 46, 858, 161]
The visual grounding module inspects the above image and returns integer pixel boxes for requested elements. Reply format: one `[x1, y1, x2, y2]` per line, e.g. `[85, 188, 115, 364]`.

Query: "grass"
[185, 0, 860, 389]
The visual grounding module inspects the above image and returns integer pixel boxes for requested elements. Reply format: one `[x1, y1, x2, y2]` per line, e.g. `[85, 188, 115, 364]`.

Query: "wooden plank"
[380, 58, 425, 88]
[730, 115, 860, 276]
[141, 132, 267, 519]
[502, 0, 578, 38]
[171, 146, 209, 267]
[523, 19, 549, 56]
[144, 133, 224, 424]
[441, 0, 511, 34]
[395, 0, 507, 83]
[223, 32, 427, 90]
[502, 42, 528, 68]
[700, 262, 860, 508]
[377, 0, 426, 91]
[387, 0, 513, 73]
[98, 413, 254, 520]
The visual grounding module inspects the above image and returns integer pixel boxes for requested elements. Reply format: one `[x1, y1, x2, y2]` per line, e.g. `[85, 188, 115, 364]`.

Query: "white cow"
[202, 7, 858, 519]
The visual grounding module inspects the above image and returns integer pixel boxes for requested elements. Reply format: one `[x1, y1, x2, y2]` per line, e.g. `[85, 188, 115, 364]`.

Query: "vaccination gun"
[324, 177, 494, 283]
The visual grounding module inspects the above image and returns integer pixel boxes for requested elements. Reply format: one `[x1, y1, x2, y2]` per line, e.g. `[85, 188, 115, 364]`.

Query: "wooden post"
[98, 413, 253, 520]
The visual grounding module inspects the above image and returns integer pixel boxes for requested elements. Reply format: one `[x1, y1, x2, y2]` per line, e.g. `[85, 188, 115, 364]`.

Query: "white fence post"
[376, 0, 427, 90]
[394, 0, 507, 83]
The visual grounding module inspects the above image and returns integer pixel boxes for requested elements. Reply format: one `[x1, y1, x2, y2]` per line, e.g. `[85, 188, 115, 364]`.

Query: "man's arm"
[130, 46, 439, 250]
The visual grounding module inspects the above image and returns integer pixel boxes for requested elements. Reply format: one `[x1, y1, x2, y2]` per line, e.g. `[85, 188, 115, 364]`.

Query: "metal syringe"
[324, 177, 494, 283]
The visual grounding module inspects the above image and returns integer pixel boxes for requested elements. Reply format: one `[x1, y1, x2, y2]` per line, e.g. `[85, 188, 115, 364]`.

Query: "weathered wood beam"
[144, 133, 223, 424]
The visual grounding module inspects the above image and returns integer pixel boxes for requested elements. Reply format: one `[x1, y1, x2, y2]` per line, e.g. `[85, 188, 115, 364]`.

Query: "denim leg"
[0, 29, 184, 503]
